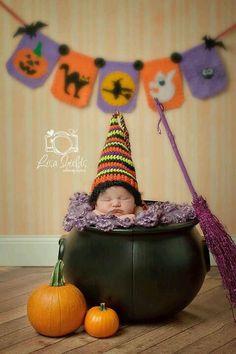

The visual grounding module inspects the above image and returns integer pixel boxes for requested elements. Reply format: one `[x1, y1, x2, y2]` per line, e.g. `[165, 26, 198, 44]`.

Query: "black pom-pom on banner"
[133, 60, 144, 71]
[58, 44, 70, 56]
[170, 52, 182, 63]
[95, 58, 106, 68]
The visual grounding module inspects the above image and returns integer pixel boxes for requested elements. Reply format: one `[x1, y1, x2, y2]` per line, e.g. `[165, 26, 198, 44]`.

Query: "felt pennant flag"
[180, 40, 228, 99]
[6, 33, 59, 88]
[51, 50, 98, 108]
[141, 57, 184, 111]
[97, 61, 139, 113]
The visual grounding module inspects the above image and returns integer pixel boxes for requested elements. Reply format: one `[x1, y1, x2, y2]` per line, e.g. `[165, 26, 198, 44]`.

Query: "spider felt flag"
[6, 32, 59, 88]
[97, 61, 140, 113]
[51, 49, 98, 108]
[180, 39, 228, 99]
[141, 57, 184, 111]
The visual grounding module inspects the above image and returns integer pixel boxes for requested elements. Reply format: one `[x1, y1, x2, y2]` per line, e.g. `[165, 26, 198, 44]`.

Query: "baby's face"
[95, 186, 136, 216]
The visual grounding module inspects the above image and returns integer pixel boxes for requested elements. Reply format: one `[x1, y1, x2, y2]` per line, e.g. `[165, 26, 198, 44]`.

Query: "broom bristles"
[193, 196, 236, 306]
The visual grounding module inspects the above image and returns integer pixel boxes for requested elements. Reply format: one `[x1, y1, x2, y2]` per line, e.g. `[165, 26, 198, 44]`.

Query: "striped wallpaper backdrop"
[0, 0, 235, 236]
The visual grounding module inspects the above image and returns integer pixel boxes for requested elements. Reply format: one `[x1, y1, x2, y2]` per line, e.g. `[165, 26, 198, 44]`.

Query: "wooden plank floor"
[0, 266, 235, 354]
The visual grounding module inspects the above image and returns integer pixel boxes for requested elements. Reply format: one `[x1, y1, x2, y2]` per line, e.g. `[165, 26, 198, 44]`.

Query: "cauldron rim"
[84, 218, 199, 235]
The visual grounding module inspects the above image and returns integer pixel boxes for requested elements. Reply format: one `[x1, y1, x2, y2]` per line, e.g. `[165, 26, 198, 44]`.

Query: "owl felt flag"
[180, 38, 228, 99]
[141, 57, 184, 111]
[97, 61, 140, 113]
[6, 32, 59, 88]
[51, 49, 98, 108]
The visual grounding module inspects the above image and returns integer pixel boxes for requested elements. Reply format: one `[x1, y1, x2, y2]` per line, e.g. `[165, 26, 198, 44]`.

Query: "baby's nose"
[112, 199, 121, 207]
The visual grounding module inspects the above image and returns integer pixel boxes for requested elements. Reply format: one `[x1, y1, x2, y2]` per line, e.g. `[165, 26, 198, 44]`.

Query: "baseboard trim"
[0, 235, 236, 266]
[0, 235, 60, 266]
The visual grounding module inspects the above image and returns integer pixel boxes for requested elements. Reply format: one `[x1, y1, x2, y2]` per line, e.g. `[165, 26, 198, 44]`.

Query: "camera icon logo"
[45, 129, 79, 156]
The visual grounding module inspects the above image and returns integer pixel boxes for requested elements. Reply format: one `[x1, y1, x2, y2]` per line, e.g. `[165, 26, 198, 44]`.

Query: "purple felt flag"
[6, 33, 59, 88]
[97, 61, 139, 113]
[180, 44, 228, 99]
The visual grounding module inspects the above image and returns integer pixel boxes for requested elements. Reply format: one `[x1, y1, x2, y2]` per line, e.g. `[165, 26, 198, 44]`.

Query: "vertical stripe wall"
[0, 0, 235, 236]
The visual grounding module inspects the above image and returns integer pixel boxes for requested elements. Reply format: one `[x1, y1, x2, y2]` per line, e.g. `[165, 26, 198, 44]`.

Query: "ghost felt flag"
[97, 61, 139, 113]
[6, 33, 59, 88]
[141, 57, 184, 111]
[51, 50, 98, 108]
[180, 41, 228, 99]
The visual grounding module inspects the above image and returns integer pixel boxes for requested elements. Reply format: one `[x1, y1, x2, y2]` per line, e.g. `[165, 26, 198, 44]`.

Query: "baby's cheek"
[96, 201, 109, 212]
[124, 202, 135, 212]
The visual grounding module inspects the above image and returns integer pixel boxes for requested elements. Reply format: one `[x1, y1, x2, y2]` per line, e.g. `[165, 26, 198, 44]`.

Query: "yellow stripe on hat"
[103, 141, 129, 152]
[107, 130, 125, 138]
[96, 168, 136, 180]
[99, 155, 134, 166]
[110, 117, 119, 124]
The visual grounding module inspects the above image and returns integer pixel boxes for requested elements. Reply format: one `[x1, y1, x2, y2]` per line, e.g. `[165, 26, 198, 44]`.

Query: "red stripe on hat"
[106, 137, 129, 148]
[97, 162, 136, 177]
[92, 174, 138, 190]
[101, 147, 132, 159]
[109, 124, 122, 131]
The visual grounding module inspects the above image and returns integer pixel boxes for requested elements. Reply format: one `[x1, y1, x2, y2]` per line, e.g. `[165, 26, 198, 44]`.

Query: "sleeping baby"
[91, 185, 144, 220]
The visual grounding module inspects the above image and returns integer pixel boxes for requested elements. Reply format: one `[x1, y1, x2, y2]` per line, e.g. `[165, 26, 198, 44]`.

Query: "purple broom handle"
[154, 98, 198, 200]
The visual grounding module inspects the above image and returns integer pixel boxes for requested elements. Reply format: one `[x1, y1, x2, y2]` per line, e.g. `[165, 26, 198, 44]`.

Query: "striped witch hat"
[90, 112, 141, 204]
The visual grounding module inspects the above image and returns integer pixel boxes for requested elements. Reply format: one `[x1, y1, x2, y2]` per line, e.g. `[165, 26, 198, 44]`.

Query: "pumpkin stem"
[49, 260, 65, 287]
[100, 303, 107, 311]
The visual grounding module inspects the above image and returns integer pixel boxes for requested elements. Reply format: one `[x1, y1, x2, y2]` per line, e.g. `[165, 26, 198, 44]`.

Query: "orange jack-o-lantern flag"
[51, 46, 98, 108]
[141, 57, 184, 111]
[6, 33, 59, 88]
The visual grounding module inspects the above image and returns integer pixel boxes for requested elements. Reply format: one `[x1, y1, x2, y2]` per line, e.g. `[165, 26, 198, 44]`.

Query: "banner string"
[0, 0, 235, 44]
[0, 0, 26, 25]
[216, 23, 236, 39]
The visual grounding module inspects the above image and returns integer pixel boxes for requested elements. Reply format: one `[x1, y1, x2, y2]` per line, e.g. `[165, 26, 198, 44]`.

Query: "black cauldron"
[59, 219, 210, 321]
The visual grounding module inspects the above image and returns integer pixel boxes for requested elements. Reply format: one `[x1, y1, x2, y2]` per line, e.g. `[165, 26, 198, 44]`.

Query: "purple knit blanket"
[63, 193, 196, 232]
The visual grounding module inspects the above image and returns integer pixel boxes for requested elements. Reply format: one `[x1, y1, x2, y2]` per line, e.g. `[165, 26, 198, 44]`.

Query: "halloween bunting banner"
[1, 0, 235, 112]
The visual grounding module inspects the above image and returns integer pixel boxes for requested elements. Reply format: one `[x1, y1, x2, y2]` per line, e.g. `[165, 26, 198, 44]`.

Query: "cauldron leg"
[202, 239, 211, 272]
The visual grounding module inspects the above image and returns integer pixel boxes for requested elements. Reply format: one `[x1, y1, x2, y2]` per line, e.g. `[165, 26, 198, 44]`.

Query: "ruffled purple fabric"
[63, 192, 196, 232]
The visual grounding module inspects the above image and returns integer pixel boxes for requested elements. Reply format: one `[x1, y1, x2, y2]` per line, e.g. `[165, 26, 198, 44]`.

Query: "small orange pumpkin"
[84, 302, 119, 338]
[27, 260, 87, 337]
[13, 41, 48, 79]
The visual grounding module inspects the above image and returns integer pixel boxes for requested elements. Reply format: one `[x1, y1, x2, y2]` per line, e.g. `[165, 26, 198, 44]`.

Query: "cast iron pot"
[59, 219, 210, 321]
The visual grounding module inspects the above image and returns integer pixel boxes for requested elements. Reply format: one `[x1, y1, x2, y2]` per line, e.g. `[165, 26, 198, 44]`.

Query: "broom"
[154, 98, 236, 317]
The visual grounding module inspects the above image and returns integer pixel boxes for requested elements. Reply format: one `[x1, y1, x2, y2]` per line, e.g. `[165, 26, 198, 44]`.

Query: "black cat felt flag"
[51, 50, 98, 108]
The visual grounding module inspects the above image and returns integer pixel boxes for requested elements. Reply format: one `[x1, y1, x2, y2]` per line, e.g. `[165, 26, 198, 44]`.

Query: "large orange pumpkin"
[27, 260, 87, 337]
[13, 41, 48, 79]
[84, 303, 119, 338]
